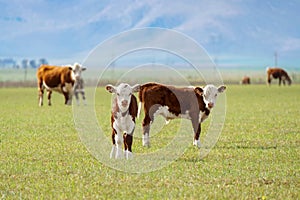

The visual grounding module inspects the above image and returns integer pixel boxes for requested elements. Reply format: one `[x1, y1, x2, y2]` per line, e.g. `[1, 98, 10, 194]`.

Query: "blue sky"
[0, 0, 299, 69]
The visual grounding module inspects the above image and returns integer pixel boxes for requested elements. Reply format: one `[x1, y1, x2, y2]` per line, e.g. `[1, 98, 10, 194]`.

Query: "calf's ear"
[68, 66, 73, 71]
[131, 84, 141, 93]
[106, 84, 116, 93]
[218, 85, 226, 93]
[82, 67, 87, 71]
[194, 87, 203, 95]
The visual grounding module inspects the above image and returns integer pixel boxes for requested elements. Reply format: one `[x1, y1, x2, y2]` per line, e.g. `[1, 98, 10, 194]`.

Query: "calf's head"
[201, 84, 226, 109]
[69, 63, 86, 81]
[106, 83, 140, 113]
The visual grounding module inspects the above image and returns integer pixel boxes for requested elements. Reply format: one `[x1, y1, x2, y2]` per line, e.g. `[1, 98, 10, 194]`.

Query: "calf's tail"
[137, 86, 145, 119]
[137, 102, 142, 119]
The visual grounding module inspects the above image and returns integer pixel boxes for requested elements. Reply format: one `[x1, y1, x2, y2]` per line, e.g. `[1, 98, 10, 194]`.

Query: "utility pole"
[274, 51, 278, 67]
[22, 59, 28, 81]
[111, 53, 115, 82]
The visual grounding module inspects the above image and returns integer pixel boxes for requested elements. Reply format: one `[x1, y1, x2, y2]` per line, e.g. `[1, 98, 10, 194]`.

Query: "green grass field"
[0, 85, 299, 199]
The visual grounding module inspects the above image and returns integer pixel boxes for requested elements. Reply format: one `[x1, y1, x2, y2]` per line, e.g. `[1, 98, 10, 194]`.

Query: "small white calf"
[106, 83, 140, 159]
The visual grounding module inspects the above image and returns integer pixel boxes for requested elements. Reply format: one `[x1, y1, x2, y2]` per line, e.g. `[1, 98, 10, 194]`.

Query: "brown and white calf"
[106, 83, 140, 159]
[138, 83, 226, 148]
[266, 67, 292, 86]
[37, 63, 86, 106]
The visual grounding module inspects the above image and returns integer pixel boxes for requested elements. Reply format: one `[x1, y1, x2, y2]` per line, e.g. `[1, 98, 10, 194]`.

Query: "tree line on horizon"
[0, 58, 48, 69]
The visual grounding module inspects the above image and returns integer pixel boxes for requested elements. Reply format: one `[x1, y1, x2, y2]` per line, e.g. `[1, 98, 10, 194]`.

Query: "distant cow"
[266, 67, 292, 86]
[138, 82, 226, 148]
[74, 77, 87, 105]
[241, 76, 250, 84]
[106, 83, 140, 159]
[37, 63, 86, 106]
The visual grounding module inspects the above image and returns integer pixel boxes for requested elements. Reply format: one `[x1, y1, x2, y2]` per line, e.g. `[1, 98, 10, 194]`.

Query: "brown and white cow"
[37, 63, 86, 106]
[106, 83, 140, 159]
[241, 76, 250, 84]
[266, 67, 292, 86]
[138, 82, 226, 148]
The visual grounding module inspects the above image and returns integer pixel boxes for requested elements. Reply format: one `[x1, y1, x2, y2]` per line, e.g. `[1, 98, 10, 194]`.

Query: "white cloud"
[1, 0, 299, 68]
[0, 0, 241, 40]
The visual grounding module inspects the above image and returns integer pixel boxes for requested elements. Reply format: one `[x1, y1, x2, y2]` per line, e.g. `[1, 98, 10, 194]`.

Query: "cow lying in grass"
[37, 63, 86, 106]
[138, 82, 226, 148]
[106, 83, 140, 159]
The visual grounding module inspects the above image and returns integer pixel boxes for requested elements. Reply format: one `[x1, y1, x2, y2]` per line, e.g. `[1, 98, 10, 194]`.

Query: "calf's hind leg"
[38, 88, 44, 106]
[111, 126, 124, 159]
[142, 114, 152, 147]
[142, 104, 159, 147]
[38, 81, 44, 106]
[47, 90, 52, 106]
[81, 91, 87, 105]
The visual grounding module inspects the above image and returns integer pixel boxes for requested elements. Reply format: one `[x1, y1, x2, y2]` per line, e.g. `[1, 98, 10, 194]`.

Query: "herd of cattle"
[36, 64, 292, 159]
[241, 67, 292, 85]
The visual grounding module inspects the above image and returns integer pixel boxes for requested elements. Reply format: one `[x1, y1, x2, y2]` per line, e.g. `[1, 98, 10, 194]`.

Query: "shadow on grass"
[217, 145, 278, 150]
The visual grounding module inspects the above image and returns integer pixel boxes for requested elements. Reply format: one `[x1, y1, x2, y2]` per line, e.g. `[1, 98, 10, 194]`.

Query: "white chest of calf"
[113, 113, 135, 134]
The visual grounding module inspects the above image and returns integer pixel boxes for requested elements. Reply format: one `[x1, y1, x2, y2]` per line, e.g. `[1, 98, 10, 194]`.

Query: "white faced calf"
[200, 84, 226, 122]
[106, 83, 140, 159]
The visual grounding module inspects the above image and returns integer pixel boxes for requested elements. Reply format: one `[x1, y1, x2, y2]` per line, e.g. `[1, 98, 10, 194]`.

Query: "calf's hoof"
[115, 147, 124, 159]
[193, 139, 201, 148]
[110, 146, 116, 159]
[124, 150, 133, 160]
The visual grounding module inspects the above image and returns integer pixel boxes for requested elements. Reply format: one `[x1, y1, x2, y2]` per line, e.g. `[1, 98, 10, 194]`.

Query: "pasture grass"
[0, 85, 299, 199]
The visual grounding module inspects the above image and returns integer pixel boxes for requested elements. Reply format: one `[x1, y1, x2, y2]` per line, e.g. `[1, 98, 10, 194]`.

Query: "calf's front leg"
[123, 120, 135, 159]
[114, 132, 124, 159]
[142, 111, 152, 147]
[191, 115, 201, 148]
[200, 108, 210, 123]
[112, 123, 124, 159]
[110, 129, 117, 159]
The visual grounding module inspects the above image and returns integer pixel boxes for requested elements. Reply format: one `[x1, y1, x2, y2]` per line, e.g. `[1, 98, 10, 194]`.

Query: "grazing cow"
[37, 63, 86, 106]
[266, 67, 292, 86]
[138, 83, 226, 148]
[106, 83, 140, 159]
[74, 77, 87, 105]
[241, 76, 251, 84]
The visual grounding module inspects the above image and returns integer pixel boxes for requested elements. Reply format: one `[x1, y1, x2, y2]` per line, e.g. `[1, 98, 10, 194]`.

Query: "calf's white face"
[202, 84, 226, 109]
[69, 63, 86, 81]
[106, 83, 140, 113]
